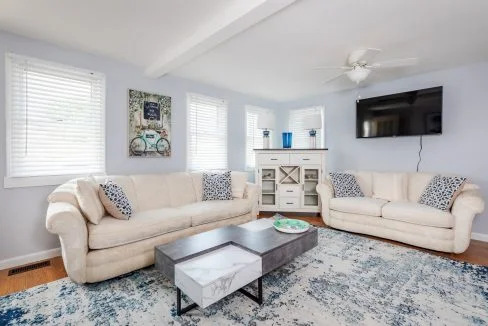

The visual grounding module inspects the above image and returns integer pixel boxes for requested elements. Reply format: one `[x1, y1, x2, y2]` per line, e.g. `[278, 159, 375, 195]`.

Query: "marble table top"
[155, 219, 318, 284]
[175, 245, 261, 286]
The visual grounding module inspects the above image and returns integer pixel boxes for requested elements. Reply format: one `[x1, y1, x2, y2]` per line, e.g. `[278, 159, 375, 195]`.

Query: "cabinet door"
[301, 166, 321, 208]
[259, 167, 278, 210]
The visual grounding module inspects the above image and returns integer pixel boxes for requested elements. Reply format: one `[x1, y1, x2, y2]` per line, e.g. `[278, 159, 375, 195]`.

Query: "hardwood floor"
[0, 256, 67, 296]
[1, 214, 487, 297]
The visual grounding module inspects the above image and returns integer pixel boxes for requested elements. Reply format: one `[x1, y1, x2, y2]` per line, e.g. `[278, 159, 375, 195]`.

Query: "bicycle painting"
[128, 89, 171, 157]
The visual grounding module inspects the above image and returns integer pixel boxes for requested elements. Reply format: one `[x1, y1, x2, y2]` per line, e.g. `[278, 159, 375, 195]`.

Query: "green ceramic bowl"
[273, 218, 310, 234]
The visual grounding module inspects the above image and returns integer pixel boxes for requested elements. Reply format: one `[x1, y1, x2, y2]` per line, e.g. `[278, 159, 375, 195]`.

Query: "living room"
[1, 0, 487, 325]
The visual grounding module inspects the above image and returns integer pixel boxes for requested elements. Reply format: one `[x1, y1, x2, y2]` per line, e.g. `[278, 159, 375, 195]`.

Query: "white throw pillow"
[372, 172, 408, 202]
[231, 171, 248, 199]
[75, 177, 105, 224]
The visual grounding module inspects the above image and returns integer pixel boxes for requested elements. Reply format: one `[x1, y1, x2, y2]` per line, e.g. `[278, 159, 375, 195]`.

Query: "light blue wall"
[0, 31, 280, 261]
[282, 61, 488, 235]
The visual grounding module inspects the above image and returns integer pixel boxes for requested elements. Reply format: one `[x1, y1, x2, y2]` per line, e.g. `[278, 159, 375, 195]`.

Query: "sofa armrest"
[451, 189, 485, 253]
[46, 202, 88, 283]
[453, 189, 484, 215]
[316, 180, 334, 225]
[244, 182, 260, 219]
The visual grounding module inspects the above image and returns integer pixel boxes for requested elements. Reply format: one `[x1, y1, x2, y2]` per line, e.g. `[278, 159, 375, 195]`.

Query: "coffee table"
[155, 218, 318, 315]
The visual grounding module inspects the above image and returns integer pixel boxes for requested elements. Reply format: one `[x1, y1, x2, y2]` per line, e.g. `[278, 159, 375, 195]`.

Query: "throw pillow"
[75, 177, 105, 224]
[99, 179, 133, 220]
[329, 172, 364, 198]
[418, 175, 466, 211]
[202, 171, 233, 201]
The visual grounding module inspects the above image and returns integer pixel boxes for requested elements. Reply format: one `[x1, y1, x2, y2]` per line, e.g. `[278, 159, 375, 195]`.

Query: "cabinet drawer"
[257, 153, 289, 165]
[279, 197, 300, 209]
[289, 153, 321, 165]
[279, 185, 301, 197]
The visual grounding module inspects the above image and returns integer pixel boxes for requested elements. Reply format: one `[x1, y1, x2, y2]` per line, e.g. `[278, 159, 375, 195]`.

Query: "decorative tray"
[273, 218, 310, 234]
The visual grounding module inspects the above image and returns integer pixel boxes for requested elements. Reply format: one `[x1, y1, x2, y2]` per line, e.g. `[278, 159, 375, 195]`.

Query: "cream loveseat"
[46, 172, 259, 284]
[316, 171, 485, 253]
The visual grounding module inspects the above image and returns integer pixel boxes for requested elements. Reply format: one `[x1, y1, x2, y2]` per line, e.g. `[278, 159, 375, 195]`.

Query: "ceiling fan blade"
[370, 58, 418, 68]
[314, 66, 351, 70]
[322, 72, 347, 84]
[348, 48, 381, 65]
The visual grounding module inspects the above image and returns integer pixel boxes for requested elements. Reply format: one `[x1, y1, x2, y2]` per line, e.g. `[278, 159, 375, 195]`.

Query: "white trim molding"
[471, 232, 488, 242]
[0, 248, 61, 270]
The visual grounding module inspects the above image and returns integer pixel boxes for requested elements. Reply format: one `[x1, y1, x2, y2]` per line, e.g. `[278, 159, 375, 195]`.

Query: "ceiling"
[1, 0, 488, 102]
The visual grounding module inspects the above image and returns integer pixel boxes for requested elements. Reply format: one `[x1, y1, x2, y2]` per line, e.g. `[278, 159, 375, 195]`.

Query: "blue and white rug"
[1, 228, 487, 325]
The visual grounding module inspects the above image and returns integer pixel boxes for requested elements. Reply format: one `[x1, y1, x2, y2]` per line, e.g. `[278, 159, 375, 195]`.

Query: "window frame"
[288, 106, 325, 149]
[186, 92, 229, 171]
[245, 105, 275, 170]
[4, 53, 106, 188]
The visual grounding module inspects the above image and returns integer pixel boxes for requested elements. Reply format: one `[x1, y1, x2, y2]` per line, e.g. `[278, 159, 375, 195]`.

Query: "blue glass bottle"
[282, 132, 292, 148]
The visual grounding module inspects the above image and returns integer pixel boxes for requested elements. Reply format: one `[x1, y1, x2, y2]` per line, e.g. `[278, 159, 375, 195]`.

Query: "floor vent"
[8, 260, 51, 276]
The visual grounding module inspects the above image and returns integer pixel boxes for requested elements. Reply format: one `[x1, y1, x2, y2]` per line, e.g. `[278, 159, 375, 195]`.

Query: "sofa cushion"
[382, 201, 454, 228]
[329, 173, 364, 198]
[76, 177, 105, 224]
[203, 171, 233, 201]
[346, 171, 373, 197]
[166, 172, 196, 207]
[130, 175, 171, 211]
[231, 171, 248, 199]
[418, 175, 466, 211]
[407, 173, 436, 202]
[373, 172, 408, 202]
[181, 199, 251, 226]
[88, 208, 191, 249]
[330, 197, 388, 217]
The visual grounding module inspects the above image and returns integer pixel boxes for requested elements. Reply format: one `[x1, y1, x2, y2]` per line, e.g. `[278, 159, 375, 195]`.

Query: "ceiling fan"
[314, 48, 418, 85]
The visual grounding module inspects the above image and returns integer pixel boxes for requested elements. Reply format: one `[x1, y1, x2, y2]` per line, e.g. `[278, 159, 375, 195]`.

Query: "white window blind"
[288, 106, 324, 148]
[5, 53, 105, 186]
[245, 106, 274, 169]
[187, 93, 228, 171]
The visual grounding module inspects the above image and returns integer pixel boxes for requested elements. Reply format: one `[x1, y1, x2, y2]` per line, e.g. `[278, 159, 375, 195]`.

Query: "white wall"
[283, 61, 488, 235]
[0, 31, 279, 262]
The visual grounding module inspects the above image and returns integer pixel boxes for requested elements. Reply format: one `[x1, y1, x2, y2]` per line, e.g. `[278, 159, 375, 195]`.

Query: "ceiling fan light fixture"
[346, 66, 371, 84]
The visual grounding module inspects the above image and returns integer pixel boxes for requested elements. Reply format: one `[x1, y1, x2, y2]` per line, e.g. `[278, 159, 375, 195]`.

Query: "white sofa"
[316, 171, 485, 253]
[45, 172, 259, 284]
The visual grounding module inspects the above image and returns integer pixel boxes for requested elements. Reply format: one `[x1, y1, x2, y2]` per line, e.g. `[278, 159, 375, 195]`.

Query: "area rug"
[1, 228, 487, 325]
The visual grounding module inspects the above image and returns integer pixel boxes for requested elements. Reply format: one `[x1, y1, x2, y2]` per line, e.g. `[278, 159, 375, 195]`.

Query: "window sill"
[4, 174, 106, 189]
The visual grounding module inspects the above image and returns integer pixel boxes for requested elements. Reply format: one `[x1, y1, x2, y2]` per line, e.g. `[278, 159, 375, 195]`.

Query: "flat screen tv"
[356, 86, 443, 138]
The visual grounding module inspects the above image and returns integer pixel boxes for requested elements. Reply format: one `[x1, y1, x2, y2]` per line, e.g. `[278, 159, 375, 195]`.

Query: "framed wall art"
[128, 89, 171, 157]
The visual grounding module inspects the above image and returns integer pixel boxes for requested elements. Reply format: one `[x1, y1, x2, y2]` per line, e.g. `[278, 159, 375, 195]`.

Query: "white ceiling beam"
[144, 0, 298, 78]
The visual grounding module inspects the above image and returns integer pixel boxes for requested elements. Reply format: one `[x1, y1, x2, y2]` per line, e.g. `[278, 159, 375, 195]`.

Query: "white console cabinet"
[254, 149, 327, 213]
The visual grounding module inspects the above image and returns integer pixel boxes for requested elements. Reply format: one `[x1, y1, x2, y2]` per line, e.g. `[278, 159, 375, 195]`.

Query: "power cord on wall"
[416, 135, 423, 172]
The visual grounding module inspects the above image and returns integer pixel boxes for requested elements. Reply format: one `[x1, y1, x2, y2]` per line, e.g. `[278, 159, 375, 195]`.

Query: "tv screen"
[356, 86, 443, 138]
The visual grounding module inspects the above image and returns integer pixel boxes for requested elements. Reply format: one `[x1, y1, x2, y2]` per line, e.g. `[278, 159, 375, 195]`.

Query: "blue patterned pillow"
[329, 172, 364, 198]
[418, 175, 466, 211]
[202, 171, 233, 201]
[98, 180, 133, 220]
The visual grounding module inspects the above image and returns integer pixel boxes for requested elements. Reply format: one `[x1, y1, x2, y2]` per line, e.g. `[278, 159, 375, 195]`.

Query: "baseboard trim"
[471, 232, 488, 242]
[0, 248, 61, 271]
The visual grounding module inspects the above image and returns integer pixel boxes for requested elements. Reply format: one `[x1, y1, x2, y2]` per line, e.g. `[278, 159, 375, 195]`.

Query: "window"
[187, 93, 228, 170]
[288, 106, 325, 148]
[5, 53, 105, 188]
[245, 106, 274, 170]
